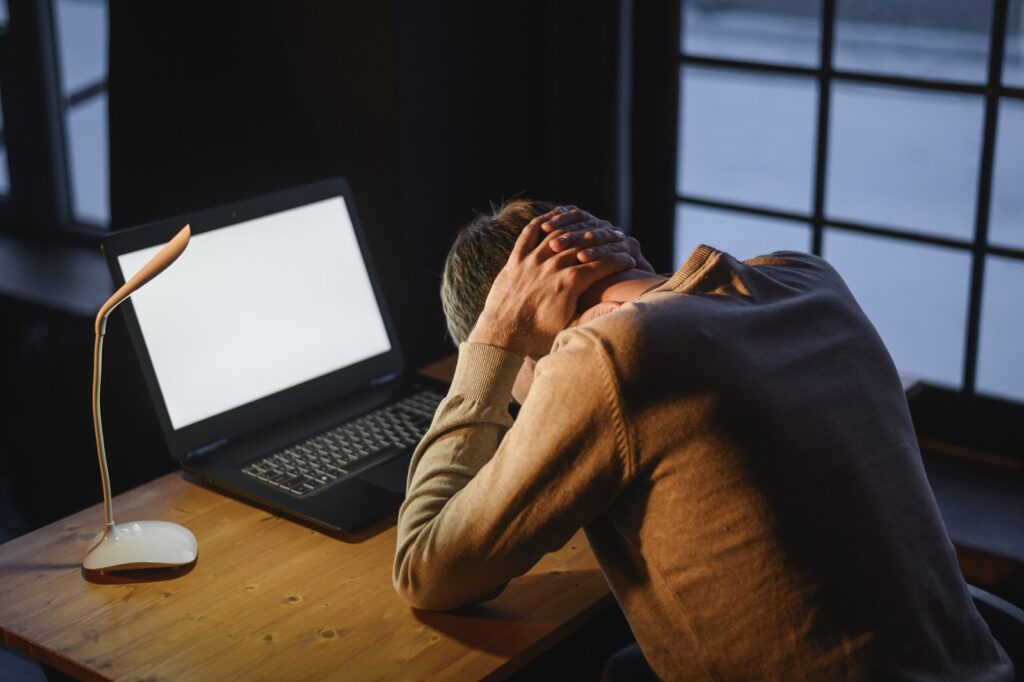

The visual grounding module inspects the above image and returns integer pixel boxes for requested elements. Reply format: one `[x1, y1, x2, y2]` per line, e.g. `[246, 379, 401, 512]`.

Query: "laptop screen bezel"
[101, 177, 405, 460]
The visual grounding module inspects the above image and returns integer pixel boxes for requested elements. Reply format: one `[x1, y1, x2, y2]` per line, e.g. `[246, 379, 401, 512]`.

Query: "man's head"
[442, 199, 662, 404]
[441, 199, 556, 346]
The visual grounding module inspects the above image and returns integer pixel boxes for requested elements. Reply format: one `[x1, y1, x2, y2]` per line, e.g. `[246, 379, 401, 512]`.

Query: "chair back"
[969, 584, 1024, 672]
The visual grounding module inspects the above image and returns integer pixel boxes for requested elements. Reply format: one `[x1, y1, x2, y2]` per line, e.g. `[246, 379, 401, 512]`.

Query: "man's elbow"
[394, 584, 462, 612]
[393, 561, 462, 611]
[393, 554, 505, 611]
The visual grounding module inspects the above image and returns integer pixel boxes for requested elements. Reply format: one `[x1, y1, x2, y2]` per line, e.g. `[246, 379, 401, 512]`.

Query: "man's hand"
[467, 212, 635, 358]
[531, 206, 656, 274]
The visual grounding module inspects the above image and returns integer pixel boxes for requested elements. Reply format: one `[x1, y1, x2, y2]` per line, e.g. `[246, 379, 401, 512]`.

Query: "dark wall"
[393, 0, 622, 360]
[0, 302, 175, 532]
[0, 0, 633, 532]
[0, 1, 628, 532]
[109, 0, 622, 368]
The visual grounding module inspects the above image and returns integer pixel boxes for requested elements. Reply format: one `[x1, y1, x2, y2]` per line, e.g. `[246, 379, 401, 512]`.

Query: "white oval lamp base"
[83, 520, 198, 572]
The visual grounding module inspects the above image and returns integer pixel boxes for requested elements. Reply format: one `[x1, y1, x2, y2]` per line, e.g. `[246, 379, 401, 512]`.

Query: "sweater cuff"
[451, 342, 524, 406]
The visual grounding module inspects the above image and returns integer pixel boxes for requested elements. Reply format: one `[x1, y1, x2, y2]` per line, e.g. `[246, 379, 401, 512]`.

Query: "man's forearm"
[393, 342, 523, 610]
[393, 331, 631, 612]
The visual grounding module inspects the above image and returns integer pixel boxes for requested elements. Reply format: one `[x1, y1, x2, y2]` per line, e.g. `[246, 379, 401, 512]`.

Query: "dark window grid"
[679, 55, 1024, 101]
[675, 194, 1024, 261]
[1, 22, 5, 148]
[963, 0, 1010, 394]
[65, 78, 106, 109]
[677, 0, 1017, 393]
[0, 24, 8, 205]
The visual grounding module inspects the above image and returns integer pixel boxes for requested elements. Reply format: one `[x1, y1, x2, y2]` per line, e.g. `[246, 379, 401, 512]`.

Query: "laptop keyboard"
[241, 389, 444, 497]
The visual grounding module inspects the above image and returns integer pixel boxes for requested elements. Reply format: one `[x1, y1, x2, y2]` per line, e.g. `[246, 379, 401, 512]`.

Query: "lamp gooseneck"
[84, 225, 198, 572]
[92, 311, 118, 532]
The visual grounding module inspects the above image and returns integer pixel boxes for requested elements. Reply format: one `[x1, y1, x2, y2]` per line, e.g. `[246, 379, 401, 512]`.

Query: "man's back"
[579, 246, 1009, 678]
[395, 242, 1012, 680]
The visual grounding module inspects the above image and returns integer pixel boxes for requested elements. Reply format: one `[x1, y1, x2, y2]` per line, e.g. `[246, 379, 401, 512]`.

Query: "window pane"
[834, 0, 992, 83]
[675, 203, 810, 265]
[990, 99, 1024, 249]
[0, 146, 8, 196]
[1006, 0, 1024, 87]
[0, 0, 8, 27]
[681, 0, 821, 67]
[679, 67, 817, 213]
[826, 82, 983, 240]
[977, 256, 1024, 402]
[824, 229, 971, 388]
[0, 87, 7, 196]
[54, 0, 108, 96]
[66, 95, 109, 225]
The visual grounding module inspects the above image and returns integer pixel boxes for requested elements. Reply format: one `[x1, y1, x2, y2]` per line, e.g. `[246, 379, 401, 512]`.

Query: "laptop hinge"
[185, 437, 229, 460]
[369, 372, 398, 386]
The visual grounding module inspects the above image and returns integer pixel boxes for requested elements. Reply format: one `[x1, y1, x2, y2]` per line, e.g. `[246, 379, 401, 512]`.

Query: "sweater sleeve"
[393, 331, 634, 611]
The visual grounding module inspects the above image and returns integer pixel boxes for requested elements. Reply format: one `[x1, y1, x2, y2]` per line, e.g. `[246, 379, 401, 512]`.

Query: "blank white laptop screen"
[118, 196, 392, 430]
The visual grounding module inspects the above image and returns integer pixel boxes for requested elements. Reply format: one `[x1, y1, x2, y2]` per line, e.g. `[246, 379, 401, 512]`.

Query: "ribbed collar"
[640, 244, 718, 297]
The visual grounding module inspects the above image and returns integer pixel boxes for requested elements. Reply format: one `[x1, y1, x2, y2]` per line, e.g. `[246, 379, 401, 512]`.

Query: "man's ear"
[570, 301, 623, 328]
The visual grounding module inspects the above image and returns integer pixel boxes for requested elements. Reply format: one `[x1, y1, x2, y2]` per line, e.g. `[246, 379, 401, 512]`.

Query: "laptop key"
[240, 389, 440, 497]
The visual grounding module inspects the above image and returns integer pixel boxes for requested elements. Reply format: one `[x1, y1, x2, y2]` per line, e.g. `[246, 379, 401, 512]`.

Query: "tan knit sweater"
[394, 246, 1012, 680]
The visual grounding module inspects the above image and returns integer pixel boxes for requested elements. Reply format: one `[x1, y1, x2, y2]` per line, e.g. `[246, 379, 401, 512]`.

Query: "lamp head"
[95, 224, 191, 334]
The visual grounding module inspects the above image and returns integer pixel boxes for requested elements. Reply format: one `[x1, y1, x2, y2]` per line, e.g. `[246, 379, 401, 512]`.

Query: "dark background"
[109, 2, 626, 369]
[0, 0, 680, 532]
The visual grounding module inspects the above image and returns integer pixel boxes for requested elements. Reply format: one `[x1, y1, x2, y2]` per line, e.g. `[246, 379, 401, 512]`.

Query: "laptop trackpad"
[360, 451, 412, 493]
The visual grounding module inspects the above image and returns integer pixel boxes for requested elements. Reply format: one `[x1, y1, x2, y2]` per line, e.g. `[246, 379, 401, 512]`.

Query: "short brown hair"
[441, 198, 556, 345]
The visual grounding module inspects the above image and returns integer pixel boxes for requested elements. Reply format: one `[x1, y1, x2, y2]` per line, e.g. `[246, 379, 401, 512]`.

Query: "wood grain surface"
[0, 474, 610, 681]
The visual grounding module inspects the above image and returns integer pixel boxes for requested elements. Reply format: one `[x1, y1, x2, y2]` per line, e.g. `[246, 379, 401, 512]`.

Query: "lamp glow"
[83, 225, 198, 572]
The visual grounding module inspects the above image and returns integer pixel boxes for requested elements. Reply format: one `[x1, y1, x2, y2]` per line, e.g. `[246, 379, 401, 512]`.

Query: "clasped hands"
[467, 206, 652, 358]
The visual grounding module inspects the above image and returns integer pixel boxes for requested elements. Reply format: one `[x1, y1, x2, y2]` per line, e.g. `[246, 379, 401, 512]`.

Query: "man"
[393, 201, 1012, 680]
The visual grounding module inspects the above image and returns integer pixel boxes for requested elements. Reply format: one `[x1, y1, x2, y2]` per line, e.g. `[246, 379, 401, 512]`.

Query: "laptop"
[102, 177, 448, 532]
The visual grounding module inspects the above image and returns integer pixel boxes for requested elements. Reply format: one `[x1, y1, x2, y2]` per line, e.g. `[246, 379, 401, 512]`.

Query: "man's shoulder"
[744, 249, 823, 266]
[546, 304, 665, 387]
[743, 250, 845, 284]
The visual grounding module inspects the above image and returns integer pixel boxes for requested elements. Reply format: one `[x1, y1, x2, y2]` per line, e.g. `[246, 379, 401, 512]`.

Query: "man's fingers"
[546, 238, 634, 270]
[532, 206, 624, 239]
[511, 221, 543, 259]
[548, 220, 600, 249]
[519, 203, 632, 263]
[575, 234, 654, 273]
[539, 206, 586, 232]
[552, 226, 625, 253]
[625, 236, 657, 273]
[566, 252, 636, 292]
[526, 204, 574, 228]
[575, 238, 635, 263]
[533, 226, 579, 262]
[524, 205, 570, 233]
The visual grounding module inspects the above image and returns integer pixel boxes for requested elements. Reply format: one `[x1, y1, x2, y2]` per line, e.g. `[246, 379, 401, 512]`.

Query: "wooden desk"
[0, 475, 610, 681]
[0, 356, 612, 680]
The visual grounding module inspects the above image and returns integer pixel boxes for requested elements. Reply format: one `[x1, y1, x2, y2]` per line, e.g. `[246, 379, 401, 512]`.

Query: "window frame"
[0, 0, 109, 239]
[673, 0, 1024, 395]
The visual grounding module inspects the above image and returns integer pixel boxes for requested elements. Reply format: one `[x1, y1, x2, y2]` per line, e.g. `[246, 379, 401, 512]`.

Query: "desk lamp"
[83, 225, 198, 572]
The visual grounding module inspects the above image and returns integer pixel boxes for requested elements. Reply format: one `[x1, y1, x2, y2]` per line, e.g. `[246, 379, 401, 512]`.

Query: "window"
[676, 0, 1024, 402]
[0, 89, 9, 199]
[0, 0, 109, 232]
[53, 0, 109, 227]
[0, 0, 9, 199]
